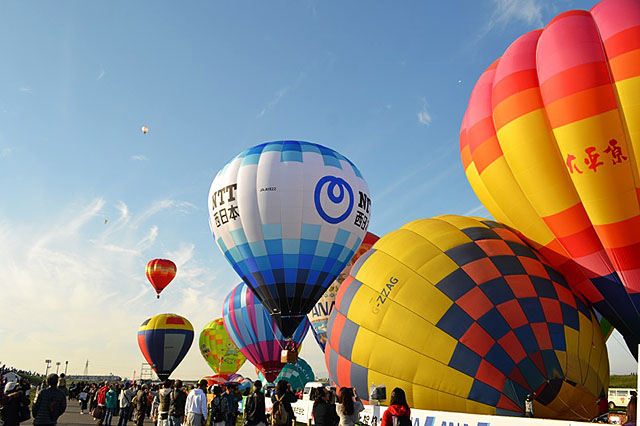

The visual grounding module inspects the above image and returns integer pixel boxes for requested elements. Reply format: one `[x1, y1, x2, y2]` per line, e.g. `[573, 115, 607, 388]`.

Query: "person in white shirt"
[118, 383, 136, 426]
[185, 380, 208, 426]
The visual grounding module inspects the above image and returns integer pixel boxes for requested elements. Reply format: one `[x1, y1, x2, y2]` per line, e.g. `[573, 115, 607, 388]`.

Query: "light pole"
[44, 359, 51, 376]
[64, 361, 68, 375]
[55, 362, 61, 374]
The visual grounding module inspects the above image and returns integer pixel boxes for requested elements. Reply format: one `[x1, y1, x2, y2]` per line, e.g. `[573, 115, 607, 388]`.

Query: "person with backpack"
[169, 380, 187, 426]
[222, 385, 238, 426]
[380, 388, 410, 426]
[270, 380, 297, 426]
[32, 374, 67, 426]
[210, 386, 228, 426]
[243, 381, 266, 426]
[336, 388, 363, 426]
[310, 388, 339, 426]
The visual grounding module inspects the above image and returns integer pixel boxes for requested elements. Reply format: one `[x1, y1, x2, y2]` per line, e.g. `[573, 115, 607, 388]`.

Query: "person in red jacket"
[380, 388, 411, 426]
[95, 382, 110, 426]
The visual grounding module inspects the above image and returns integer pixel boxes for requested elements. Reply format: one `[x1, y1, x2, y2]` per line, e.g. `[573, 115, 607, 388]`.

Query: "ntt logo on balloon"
[314, 175, 355, 224]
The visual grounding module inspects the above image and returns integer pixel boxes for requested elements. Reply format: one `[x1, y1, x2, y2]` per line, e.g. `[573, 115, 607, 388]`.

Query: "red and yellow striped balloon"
[461, 0, 640, 356]
[146, 259, 177, 298]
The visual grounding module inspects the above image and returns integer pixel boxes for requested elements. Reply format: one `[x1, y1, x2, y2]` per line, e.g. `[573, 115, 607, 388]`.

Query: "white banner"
[265, 399, 602, 426]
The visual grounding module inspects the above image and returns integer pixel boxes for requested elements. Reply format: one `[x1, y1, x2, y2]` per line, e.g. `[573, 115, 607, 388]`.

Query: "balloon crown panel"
[209, 141, 370, 338]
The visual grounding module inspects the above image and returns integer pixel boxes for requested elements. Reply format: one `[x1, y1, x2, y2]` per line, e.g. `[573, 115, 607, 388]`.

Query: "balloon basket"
[281, 349, 297, 364]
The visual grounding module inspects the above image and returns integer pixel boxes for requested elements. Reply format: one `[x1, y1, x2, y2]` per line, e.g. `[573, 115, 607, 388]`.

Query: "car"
[608, 388, 636, 410]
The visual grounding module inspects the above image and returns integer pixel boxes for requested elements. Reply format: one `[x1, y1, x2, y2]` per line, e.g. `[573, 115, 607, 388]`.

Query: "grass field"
[610, 375, 637, 389]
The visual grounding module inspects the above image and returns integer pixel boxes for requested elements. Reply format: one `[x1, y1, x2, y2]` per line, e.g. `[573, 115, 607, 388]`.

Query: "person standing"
[134, 385, 149, 426]
[57, 374, 68, 400]
[32, 374, 67, 426]
[79, 386, 89, 414]
[1, 382, 30, 426]
[310, 388, 339, 426]
[380, 388, 410, 426]
[95, 382, 111, 426]
[157, 380, 173, 426]
[168, 380, 187, 426]
[222, 385, 238, 426]
[118, 383, 135, 426]
[271, 381, 297, 426]
[624, 395, 637, 426]
[184, 379, 208, 426]
[524, 394, 534, 418]
[336, 388, 364, 426]
[105, 384, 118, 426]
[243, 381, 266, 426]
[210, 386, 227, 426]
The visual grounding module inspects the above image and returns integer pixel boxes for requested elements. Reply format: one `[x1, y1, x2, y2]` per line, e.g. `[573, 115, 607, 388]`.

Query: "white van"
[608, 388, 636, 409]
[302, 381, 330, 401]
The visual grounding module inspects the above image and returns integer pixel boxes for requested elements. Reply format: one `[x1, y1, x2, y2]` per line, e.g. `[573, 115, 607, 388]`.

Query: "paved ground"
[56, 403, 150, 426]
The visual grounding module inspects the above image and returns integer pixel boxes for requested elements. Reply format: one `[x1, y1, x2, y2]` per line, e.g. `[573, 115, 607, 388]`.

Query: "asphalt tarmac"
[55, 403, 150, 426]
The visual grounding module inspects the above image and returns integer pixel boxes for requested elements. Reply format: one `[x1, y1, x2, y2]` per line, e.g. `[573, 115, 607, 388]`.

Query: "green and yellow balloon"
[199, 318, 246, 375]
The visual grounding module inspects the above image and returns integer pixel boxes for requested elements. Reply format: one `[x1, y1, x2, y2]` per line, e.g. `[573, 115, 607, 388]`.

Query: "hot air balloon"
[199, 318, 246, 375]
[146, 259, 177, 298]
[201, 375, 228, 387]
[137, 313, 194, 381]
[141, 126, 149, 134]
[257, 358, 315, 391]
[209, 141, 371, 339]
[326, 216, 608, 421]
[460, 0, 640, 356]
[308, 232, 379, 350]
[223, 282, 310, 383]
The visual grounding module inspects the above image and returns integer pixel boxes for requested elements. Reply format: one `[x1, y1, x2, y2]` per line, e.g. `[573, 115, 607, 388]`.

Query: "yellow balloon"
[199, 318, 246, 375]
[326, 215, 608, 421]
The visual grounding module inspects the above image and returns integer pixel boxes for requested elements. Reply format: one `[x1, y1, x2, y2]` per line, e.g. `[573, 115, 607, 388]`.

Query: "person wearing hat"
[184, 379, 208, 426]
[243, 381, 266, 426]
[32, 374, 67, 426]
[1, 381, 29, 426]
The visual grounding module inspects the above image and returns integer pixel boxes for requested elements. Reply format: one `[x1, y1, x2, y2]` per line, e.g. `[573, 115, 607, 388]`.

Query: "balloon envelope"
[223, 282, 310, 383]
[460, 0, 640, 356]
[138, 313, 194, 380]
[146, 259, 177, 297]
[257, 358, 315, 391]
[209, 141, 371, 338]
[326, 216, 608, 421]
[308, 232, 379, 350]
[199, 318, 246, 375]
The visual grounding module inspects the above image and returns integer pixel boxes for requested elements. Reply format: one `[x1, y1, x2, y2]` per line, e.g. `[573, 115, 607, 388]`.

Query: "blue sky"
[1, 0, 636, 380]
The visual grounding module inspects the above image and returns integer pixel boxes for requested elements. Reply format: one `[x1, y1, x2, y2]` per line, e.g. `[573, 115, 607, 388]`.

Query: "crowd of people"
[1, 368, 638, 426]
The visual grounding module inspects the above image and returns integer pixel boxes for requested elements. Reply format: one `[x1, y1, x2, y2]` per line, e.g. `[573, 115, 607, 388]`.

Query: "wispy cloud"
[417, 97, 432, 126]
[478, 0, 543, 39]
[131, 155, 148, 161]
[257, 72, 305, 118]
[0, 147, 12, 158]
[463, 203, 490, 217]
[0, 197, 230, 379]
[18, 86, 32, 94]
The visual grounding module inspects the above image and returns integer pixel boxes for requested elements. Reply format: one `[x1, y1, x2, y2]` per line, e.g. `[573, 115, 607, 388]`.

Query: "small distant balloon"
[141, 126, 149, 134]
[457, 80, 462, 84]
[104, 219, 108, 224]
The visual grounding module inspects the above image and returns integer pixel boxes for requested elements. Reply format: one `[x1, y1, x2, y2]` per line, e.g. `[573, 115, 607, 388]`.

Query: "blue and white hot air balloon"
[208, 141, 371, 338]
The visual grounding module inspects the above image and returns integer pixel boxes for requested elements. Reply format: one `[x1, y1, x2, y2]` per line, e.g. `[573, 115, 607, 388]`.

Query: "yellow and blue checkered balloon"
[209, 141, 371, 338]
